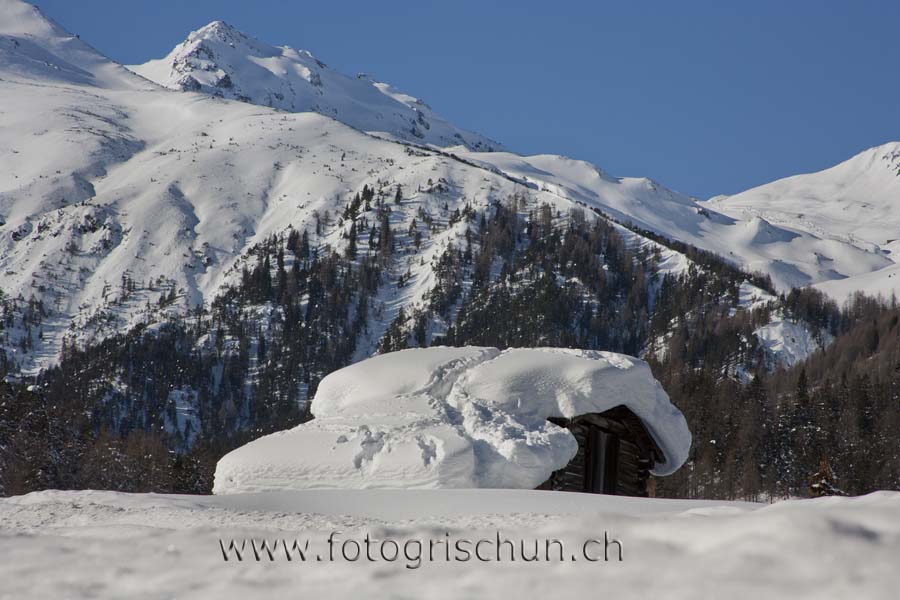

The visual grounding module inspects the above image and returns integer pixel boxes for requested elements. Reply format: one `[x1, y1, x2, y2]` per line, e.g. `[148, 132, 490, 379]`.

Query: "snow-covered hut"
[213, 347, 691, 496]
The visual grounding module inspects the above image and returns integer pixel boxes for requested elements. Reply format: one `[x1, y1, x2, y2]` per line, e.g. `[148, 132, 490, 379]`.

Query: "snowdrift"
[3, 489, 900, 599]
[214, 347, 691, 494]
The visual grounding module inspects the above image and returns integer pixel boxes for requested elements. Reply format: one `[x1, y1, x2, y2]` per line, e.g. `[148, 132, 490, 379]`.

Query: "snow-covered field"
[1, 489, 897, 599]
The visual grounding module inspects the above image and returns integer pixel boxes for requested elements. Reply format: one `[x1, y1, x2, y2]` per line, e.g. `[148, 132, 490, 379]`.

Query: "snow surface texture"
[213, 347, 691, 494]
[1, 489, 898, 600]
[129, 21, 502, 152]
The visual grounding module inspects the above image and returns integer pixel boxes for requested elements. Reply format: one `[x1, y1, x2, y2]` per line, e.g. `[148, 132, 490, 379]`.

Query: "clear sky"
[34, 0, 900, 199]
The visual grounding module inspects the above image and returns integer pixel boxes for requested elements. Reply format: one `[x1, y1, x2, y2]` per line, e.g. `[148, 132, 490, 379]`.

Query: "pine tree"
[809, 455, 844, 497]
[345, 220, 358, 259]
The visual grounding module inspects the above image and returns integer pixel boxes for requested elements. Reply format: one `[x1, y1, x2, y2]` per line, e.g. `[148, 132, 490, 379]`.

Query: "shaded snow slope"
[1, 489, 898, 600]
[213, 347, 691, 494]
[129, 20, 501, 151]
[814, 261, 900, 304]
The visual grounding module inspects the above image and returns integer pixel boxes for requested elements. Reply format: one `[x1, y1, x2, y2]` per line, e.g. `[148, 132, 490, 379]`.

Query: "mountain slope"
[129, 21, 501, 151]
[6, 0, 900, 508]
[0, 0, 703, 374]
[131, 20, 896, 297]
[0, 0, 151, 89]
[450, 149, 892, 291]
[0, 0, 892, 378]
[709, 143, 900, 300]
[709, 143, 900, 248]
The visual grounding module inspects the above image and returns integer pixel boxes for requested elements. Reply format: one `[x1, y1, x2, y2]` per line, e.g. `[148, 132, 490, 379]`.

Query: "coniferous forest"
[1, 194, 898, 500]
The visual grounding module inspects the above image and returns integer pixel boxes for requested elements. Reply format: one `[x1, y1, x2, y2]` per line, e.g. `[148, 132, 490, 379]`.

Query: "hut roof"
[214, 347, 691, 494]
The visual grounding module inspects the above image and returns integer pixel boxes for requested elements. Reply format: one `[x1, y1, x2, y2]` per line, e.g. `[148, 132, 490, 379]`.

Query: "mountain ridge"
[709, 140, 900, 300]
[129, 19, 502, 152]
[1, 0, 898, 376]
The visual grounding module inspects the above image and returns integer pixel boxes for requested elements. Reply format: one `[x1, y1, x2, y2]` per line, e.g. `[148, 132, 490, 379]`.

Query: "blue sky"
[36, 0, 900, 198]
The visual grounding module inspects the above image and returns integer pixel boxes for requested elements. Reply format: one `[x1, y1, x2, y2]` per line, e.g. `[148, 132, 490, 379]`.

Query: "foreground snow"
[214, 347, 691, 494]
[0, 489, 897, 599]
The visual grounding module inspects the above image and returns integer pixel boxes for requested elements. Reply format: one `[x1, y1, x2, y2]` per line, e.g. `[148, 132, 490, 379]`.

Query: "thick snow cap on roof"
[214, 347, 691, 494]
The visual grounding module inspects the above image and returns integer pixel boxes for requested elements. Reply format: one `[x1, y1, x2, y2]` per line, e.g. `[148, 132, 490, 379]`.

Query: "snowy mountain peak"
[862, 140, 900, 157]
[706, 141, 900, 300]
[129, 22, 502, 151]
[182, 20, 286, 61]
[0, 0, 150, 89]
[192, 19, 240, 38]
[0, 0, 64, 38]
[872, 141, 900, 175]
[823, 141, 900, 179]
[710, 141, 900, 247]
[3, 0, 900, 374]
